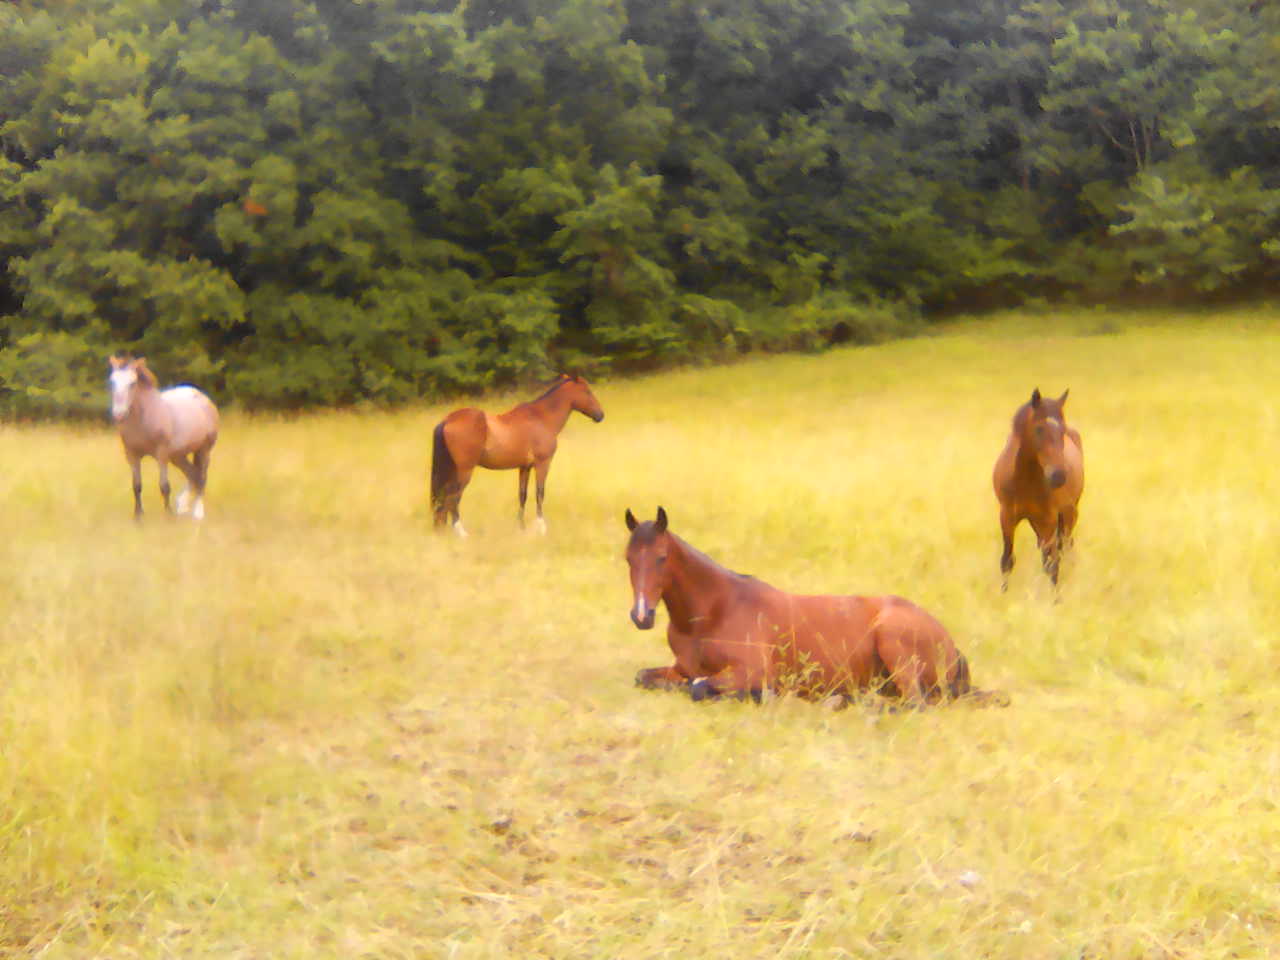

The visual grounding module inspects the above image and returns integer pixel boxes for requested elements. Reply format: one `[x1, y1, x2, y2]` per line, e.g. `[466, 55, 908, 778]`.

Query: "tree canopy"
[2, 0, 1278, 414]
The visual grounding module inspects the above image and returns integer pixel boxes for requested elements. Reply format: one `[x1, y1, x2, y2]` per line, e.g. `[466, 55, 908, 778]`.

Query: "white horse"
[108, 354, 220, 520]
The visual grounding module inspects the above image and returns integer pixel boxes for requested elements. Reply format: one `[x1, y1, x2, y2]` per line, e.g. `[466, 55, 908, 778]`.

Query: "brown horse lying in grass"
[625, 508, 1006, 707]
[993, 388, 1084, 588]
[431, 374, 604, 536]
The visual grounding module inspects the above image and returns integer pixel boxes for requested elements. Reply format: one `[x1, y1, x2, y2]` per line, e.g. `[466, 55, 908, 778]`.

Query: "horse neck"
[661, 535, 733, 631]
[1012, 430, 1032, 466]
[120, 383, 167, 442]
[1010, 423, 1046, 480]
[525, 386, 576, 433]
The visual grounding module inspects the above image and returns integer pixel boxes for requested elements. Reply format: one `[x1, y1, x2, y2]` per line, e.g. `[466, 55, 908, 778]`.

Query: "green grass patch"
[3, 307, 1280, 957]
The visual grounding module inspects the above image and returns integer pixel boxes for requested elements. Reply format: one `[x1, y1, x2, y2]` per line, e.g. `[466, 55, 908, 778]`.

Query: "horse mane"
[532, 374, 575, 402]
[631, 526, 756, 582]
[1012, 397, 1064, 433]
[113, 353, 159, 388]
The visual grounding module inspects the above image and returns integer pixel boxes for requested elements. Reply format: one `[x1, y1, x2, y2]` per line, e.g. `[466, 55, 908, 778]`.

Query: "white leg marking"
[535, 516, 547, 535]
[453, 519, 469, 538]
[175, 487, 192, 514]
[192, 498, 205, 521]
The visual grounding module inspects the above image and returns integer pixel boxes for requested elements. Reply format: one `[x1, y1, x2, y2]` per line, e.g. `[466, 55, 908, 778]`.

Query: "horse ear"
[1031, 388, 1042, 407]
[625, 509, 638, 531]
[1058, 388, 1069, 406]
[655, 506, 668, 533]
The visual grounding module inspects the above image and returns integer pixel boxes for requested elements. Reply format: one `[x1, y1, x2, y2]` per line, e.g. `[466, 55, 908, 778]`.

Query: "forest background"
[2, 0, 1278, 415]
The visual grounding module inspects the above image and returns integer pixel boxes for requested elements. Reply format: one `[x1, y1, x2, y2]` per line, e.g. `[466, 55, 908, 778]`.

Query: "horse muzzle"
[592, 412, 605, 423]
[631, 606, 656, 630]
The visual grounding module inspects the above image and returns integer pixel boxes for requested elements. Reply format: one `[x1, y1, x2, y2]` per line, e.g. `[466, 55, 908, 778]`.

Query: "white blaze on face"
[634, 588, 649, 623]
[109, 367, 137, 421]
[632, 562, 661, 621]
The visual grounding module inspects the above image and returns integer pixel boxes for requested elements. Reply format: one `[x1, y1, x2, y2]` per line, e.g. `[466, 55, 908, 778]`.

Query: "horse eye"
[656, 555, 667, 566]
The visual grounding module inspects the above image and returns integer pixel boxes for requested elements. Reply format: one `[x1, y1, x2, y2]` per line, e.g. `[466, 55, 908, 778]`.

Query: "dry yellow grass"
[4, 308, 1280, 958]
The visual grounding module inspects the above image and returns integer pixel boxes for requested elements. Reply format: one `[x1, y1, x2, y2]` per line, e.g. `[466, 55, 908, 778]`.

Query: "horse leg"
[889, 658, 929, 708]
[873, 624, 930, 707]
[1059, 504, 1078, 553]
[517, 466, 531, 530]
[635, 665, 690, 691]
[128, 455, 144, 520]
[998, 506, 1017, 591]
[1030, 515, 1060, 585]
[191, 447, 212, 520]
[689, 664, 766, 703]
[171, 455, 197, 515]
[449, 467, 473, 538]
[532, 458, 551, 535]
[155, 456, 174, 515]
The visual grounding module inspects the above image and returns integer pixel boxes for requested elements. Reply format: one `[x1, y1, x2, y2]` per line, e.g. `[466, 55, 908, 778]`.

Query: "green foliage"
[1, 0, 1278, 414]
[0, 329, 107, 419]
[744, 294, 920, 353]
[1112, 159, 1280, 292]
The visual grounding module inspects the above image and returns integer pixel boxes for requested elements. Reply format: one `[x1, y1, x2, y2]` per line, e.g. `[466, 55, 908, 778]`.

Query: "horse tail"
[949, 651, 972, 699]
[950, 651, 1011, 707]
[430, 421, 457, 519]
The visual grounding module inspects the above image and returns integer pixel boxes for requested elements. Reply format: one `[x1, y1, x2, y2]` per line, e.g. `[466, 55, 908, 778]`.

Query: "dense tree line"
[1, 0, 1277, 414]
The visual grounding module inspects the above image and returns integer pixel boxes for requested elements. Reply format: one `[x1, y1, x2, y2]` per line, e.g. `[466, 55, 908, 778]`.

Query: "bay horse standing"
[431, 374, 604, 536]
[108, 354, 220, 520]
[625, 508, 998, 706]
[992, 388, 1084, 588]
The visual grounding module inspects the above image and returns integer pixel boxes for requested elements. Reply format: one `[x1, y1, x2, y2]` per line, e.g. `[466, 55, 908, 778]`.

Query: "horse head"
[564, 374, 605, 423]
[108, 354, 155, 422]
[625, 507, 669, 629]
[1023, 387, 1071, 489]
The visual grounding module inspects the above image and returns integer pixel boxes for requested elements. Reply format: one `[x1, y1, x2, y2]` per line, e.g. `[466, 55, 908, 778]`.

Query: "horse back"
[759, 592, 884, 690]
[161, 386, 218, 453]
[479, 407, 546, 468]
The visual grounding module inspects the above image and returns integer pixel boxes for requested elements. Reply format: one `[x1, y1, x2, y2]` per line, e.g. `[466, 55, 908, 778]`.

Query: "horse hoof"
[690, 678, 714, 702]
[535, 517, 547, 536]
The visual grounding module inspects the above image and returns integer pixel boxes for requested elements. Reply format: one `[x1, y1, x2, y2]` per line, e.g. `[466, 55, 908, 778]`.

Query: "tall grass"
[3, 308, 1280, 957]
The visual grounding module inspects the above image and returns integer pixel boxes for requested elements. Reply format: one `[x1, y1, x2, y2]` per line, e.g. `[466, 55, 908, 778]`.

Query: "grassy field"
[4, 307, 1280, 958]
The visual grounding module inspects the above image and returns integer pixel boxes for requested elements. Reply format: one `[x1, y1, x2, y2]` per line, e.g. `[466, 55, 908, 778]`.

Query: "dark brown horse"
[992, 388, 1084, 588]
[625, 508, 1000, 706]
[108, 354, 220, 520]
[431, 374, 604, 535]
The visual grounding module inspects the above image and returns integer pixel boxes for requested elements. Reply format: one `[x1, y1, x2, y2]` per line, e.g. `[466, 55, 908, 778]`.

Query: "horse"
[431, 374, 604, 536]
[992, 388, 1084, 589]
[108, 354, 220, 520]
[624, 507, 1003, 706]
